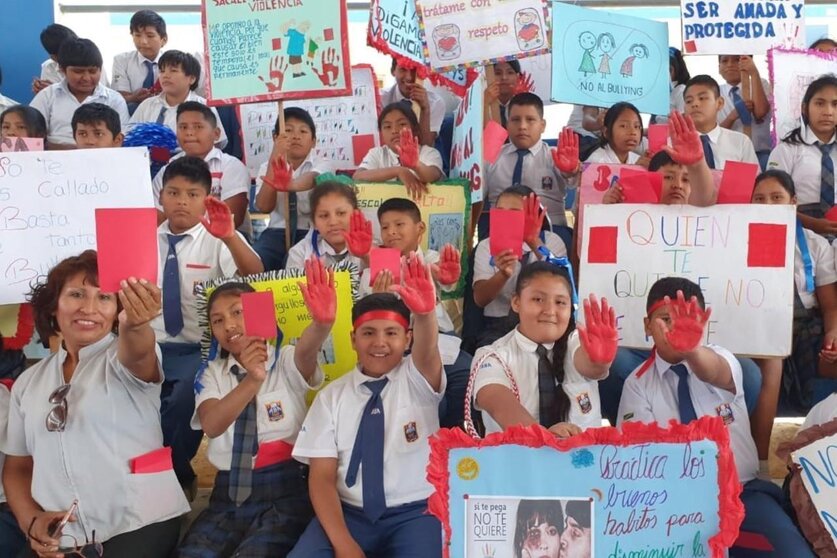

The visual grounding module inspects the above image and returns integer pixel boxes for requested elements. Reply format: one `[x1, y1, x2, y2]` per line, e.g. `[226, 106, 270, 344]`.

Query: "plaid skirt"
[783, 289, 824, 412]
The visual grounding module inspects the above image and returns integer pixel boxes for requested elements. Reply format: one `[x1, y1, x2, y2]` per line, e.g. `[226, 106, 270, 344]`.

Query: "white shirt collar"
[57, 333, 115, 368]
[503, 139, 544, 156]
[55, 79, 107, 101]
[134, 50, 163, 65]
[802, 125, 837, 146]
[348, 364, 401, 394]
[702, 124, 722, 143]
[159, 220, 203, 238]
[512, 327, 555, 353]
[653, 350, 684, 378]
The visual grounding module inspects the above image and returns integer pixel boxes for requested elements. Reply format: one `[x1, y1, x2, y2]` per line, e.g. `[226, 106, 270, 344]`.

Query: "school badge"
[715, 403, 734, 425]
[576, 392, 592, 414]
[541, 176, 554, 191]
[265, 400, 284, 422]
[404, 421, 419, 443]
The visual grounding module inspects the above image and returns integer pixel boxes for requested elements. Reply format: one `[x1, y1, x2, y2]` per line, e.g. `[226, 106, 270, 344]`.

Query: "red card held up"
[825, 206, 837, 222]
[369, 247, 402, 285]
[647, 124, 668, 154]
[489, 209, 525, 258]
[130, 447, 173, 474]
[95, 208, 158, 293]
[718, 161, 759, 203]
[352, 134, 376, 166]
[619, 171, 660, 203]
[241, 291, 277, 339]
[483, 121, 509, 164]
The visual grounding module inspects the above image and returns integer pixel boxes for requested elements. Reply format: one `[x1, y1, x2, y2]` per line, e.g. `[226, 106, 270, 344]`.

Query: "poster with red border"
[201, 0, 351, 105]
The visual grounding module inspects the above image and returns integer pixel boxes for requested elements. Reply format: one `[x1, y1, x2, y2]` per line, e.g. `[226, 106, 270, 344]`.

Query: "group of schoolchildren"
[0, 7, 836, 557]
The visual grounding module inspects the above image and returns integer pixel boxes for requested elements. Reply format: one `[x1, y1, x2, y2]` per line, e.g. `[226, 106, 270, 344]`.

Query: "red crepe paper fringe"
[3, 304, 34, 351]
[427, 418, 744, 558]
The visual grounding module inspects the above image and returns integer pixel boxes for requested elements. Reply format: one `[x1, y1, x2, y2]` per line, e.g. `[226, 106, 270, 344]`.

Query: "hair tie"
[537, 246, 579, 318]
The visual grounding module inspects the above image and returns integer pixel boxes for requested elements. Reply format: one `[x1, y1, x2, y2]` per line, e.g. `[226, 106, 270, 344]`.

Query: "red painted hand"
[299, 256, 336, 325]
[391, 252, 436, 315]
[664, 111, 704, 166]
[577, 294, 618, 364]
[551, 127, 580, 174]
[523, 193, 546, 246]
[431, 243, 461, 286]
[662, 290, 712, 353]
[342, 210, 373, 257]
[200, 196, 235, 239]
[258, 56, 288, 92]
[261, 155, 293, 192]
[396, 128, 420, 169]
[514, 71, 535, 95]
[312, 48, 340, 87]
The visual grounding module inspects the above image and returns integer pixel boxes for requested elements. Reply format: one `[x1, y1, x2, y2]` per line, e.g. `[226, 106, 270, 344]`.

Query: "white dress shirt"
[718, 79, 773, 153]
[768, 126, 837, 205]
[380, 85, 446, 135]
[357, 145, 444, 176]
[130, 90, 228, 149]
[699, 124, 759, 170]
[255, 152, 334, 230]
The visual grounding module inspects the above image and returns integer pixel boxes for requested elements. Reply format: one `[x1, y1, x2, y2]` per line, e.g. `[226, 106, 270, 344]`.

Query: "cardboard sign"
[450, 76, 485, 203]
[0, 148, 154, 304]
[551, 2, 670, 115]
[237, 103, 279, 180]
[202, 0, 351, 104]
[579, 203, 795, 356]
[429, 419, 744, 558]
[95, 208, 158, 293]
[415, 0, 550, 72]
[791, 432, 837, 548]
[681, 0, 805, 55]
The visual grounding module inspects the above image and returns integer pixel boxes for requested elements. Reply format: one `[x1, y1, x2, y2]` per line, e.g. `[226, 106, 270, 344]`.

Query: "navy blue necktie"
[512, 148, 529, 186]
[162, 234, 186, 336]
[142, 60, 155, 90]
[536, 344, 560, 428]
[155, 106, 167, 125]
[346, 377, 388, 521]
[499, 104, 507, 128]
[730, 86, 752, 126]
[700, 135, 716, 169]
[817, 142, 835, 206]
[671, 364, 698, 424]
[229, 365, 258, 505]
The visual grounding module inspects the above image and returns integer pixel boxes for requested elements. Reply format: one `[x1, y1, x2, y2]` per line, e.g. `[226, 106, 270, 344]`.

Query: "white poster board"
[238, 103, 279, 180]
[0, 147, 154, 304]
[680, 0, 805, 55]
[579, 204, 795, 356]
[791, 433, 837, 546]
[519, 53, 554, 106]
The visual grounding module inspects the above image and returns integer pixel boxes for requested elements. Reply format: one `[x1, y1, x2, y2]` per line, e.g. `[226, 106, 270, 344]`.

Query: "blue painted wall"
[0, 0, 54, 104]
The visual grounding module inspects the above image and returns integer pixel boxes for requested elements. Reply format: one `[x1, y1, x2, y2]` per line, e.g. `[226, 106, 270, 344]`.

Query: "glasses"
[59, 532, 103, 558]
[46, 384, 71, 432]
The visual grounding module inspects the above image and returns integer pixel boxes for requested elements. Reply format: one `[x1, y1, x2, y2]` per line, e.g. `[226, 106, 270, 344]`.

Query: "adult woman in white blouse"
[3, 251, 189, 557]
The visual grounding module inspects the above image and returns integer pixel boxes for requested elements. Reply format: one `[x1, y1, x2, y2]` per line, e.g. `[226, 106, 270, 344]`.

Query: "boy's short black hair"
[648, 151, 679, 172]
[275, 107, 317, 138]
[130, 10, 167, 38]
[57, 38, 103, 69]
[162, 156, 212, 193]
[647, 277, 705, 313]
[40, 24, 77, 56]
[377, 198, 421, 222]
[159, 50, 201, 91]
[508, 92, 544, 118]
[684, 74, 721, 98]
[352, 293, 410, 326]
[176, 101, 217, 128]
[71, 103, 121, 137]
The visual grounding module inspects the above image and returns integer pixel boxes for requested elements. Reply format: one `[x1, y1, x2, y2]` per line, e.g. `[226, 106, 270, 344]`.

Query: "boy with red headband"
[289, 254, 445, 557]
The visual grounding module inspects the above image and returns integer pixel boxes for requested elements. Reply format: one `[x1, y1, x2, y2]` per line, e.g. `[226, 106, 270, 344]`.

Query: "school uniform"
[0, 384, 24, 557]
[768, 126, 837, 210]
[3, 335, 190, 545]
[253, 153, 334, 271]
[40, 59, 110, 87]
[285, 229, 364, 272]
[585, 144, 641, 165]
[112, 50, 163, 95]
[698, 124, 759, 171]
[618, 347, 814, 558]
[29, 80, 130, 145]
[802, 393, 837, 430]
[179, 345, 322, 557]
[718, 80, 773, 155]
[153, 220, 258, 486]
[289, 357, 445, 557]
[474, 329, 603, 433]
[130, 90, 228, 149]
[380, 85, 446, 135]
[357, 144, 445, 176]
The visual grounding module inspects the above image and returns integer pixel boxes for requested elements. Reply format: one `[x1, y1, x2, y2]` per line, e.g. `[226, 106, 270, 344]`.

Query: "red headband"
[353, 310, 410, 331]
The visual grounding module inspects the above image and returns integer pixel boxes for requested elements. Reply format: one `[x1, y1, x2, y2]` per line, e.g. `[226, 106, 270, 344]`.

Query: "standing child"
[717, 55, 773, 168]
[289, 256, 446, 557]
[586, 102, 648, 165]
[112, 10, 168, 113]
[179, 257, 336, 557]
[472, 261, 617, 436]
[72, 103, 124, 148]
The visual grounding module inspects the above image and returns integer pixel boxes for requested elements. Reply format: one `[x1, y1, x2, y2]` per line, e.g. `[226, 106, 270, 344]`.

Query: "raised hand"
[299, 256, 337, 325]
[258, 56, 288, 92]
[261, 154, 293, 192]
[523, 193, 545, 246]
[118, 278, 162, 329]
[431, 243, 461, 286]
[664, 111, 704, 166]
[660, 290, 711, 353]
[551, 127, 580, 174]
[391, 252, 436, 315]
[342, 209, 373, 257]
[200, 196, 235, 239]
[577, 294, 618, 364]
[514, 71, 535, 95]
[396, 127, 420, 169]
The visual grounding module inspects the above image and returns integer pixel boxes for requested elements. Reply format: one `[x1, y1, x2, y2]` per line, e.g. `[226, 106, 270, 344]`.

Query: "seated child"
[179, 256, 336, 557]
[71, 102, 124, 148]
[33, 24, 109, 94]
[1, 106, 47, 146]
[472, 261, 616, 436]
[254, 107, 332, 270]
[112, 10, 168, 112]
[473, 187, 567, 347]
[618, 277, 813, 557]
[285, 181, 365, 272]
[289, 259, 446, 557]
[381, 58, 446, 145]
[586, 102, 649, 166]
[484, 60, 523, 128]
[353, 102, 444, 200]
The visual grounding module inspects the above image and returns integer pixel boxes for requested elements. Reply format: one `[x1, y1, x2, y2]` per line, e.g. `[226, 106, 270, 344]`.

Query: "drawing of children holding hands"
[597, 33, 615, 78]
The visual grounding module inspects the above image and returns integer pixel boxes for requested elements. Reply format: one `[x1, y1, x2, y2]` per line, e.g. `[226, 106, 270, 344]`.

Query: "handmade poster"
[196, 266, 358, 394]
[0, 148, 154, 305]
[791, 432, 837, 547]
[579, 203, 795, 356]
[519, 53, 554, 106]
[237, 102, 279, 180]
[0, 137, 44, 152]
[449, 76, 484, 204]
[355, 180, 470, 297]
[415, 0, 550, 72]
[201, 0, 351, 104]
[428, 419, 743, 558]
[551, 2, 669, 115]
[367, 0, 478, 95]
[768, 47, 837, 144]
[680, 0, 805, 55]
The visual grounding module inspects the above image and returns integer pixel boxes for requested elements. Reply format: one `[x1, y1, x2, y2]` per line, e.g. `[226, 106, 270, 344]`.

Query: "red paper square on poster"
[272, 38, 282, 51]
[684, 40, 697, 53]
[352, 134, 376, 166]
[588, 226, 618, 264]
[323, 28, 334, 41]
[747, 223, 787, 267]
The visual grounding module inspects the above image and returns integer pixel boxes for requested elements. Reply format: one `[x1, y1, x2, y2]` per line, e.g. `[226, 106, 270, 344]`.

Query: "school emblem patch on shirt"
[716, 403, 734, 425]
[541, 176, 554, 191]
[404, 421, 418, 443]
[264, 401, 284, 422]
[576, 392, 592, 414]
